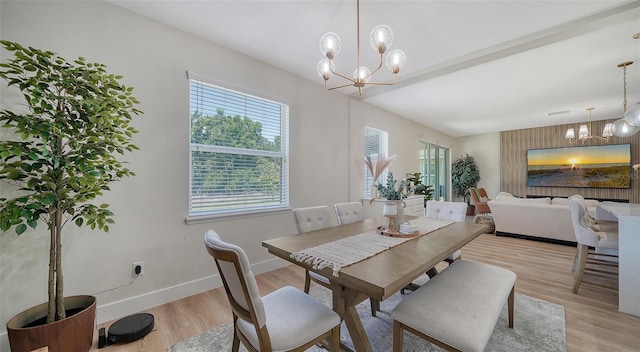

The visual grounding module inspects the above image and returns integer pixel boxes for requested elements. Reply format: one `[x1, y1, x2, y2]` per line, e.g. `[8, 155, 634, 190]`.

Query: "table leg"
[331, 284, 374, 352]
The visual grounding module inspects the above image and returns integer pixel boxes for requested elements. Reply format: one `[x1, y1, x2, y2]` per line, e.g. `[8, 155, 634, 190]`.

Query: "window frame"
[363, 126, 389, 199]
[186, 72, 290, 222]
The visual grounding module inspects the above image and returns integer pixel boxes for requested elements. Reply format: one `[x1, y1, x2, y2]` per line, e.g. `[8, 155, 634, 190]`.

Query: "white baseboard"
[96, 256, 288, 324]
[0, 257, 289, 352]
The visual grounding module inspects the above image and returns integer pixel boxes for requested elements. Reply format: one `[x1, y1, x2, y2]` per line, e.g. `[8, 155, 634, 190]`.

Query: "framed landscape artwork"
[527, 144, 631, 188]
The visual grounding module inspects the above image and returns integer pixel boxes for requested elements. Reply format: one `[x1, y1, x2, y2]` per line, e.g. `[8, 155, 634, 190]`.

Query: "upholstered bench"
[391, 260, 516, 352]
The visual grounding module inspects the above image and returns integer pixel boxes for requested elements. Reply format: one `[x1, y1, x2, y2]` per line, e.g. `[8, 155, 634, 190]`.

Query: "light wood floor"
[91, 233, 640, 351]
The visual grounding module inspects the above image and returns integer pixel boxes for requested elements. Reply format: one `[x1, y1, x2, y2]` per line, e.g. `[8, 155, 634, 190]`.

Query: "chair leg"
[232, 325, 240, 352]
[444, 256, 460, 264]
[370, 298, 380, 317]
[304, 270, 311, 294]
[508, 286, 514, 328]
[572, 244, 588, 293]
[426, 267, 438, 278]
[401, 266, 441, 294]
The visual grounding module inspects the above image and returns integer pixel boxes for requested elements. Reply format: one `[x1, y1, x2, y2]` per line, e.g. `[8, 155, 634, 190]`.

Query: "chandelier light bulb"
[354, 66, 371, 83]
[623, 103, 640, 126]
[612, 118, 640, 137]
[385, 50, 406, 74]
[317, 59, 334, 81]
[369, 25, 393, 54]
[602, 123, 614, 138]
[319, 32, 341, 59]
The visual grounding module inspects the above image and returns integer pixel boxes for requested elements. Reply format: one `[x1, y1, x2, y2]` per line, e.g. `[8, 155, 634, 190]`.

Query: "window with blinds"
[364, 126, 388, 198]
[189, 78, 289, 217]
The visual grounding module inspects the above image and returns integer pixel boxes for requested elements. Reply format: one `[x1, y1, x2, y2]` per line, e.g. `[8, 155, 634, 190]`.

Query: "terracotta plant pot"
[6, 295, 96, 352]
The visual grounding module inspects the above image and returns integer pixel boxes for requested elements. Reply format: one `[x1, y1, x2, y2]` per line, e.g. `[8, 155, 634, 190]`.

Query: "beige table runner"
[291, 218, 453, 277]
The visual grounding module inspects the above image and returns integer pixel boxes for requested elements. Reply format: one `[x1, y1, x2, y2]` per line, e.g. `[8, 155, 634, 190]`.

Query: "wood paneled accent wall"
[500, 118, 640, 203]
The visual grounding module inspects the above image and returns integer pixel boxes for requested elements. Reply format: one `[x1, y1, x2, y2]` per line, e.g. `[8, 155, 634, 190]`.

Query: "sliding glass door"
[419, 142, 450, 201]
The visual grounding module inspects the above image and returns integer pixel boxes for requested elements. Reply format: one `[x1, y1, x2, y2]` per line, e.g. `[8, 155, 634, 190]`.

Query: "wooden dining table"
[262, 216, 488, 352]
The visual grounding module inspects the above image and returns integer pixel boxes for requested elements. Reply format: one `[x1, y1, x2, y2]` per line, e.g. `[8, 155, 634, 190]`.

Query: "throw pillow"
[479, 196, 490, 203]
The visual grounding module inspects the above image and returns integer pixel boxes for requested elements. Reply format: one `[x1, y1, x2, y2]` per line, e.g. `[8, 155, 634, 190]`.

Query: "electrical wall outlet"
[132, 261, 144, 276]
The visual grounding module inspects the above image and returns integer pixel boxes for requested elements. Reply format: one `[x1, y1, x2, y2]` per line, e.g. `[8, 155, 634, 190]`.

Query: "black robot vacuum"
[99, 313, 154, 348]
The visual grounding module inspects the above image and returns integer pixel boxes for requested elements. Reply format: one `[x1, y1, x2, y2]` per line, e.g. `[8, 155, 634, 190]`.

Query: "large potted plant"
[0, 41, 142, 351]
[451, 153, 480, 215]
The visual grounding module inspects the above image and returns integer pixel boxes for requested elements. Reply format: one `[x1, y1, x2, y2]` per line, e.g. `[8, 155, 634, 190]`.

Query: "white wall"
[0, 1, 458, 348]
[347, 99, 456, 202]
[453, 133, 502, 199]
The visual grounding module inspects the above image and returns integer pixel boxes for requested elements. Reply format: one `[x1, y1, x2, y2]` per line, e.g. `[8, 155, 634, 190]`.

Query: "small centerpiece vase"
[383, 200, 406, 232]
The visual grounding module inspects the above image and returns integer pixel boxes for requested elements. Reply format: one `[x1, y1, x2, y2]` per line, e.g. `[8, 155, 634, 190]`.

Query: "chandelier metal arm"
[326, 81, 357, 91]
[325, 75, 397, 91]
[568, 135, 610, 145]
[328, 64, 357, 83]
[328, 52, 386, 86]
[363, 54, 385, 81]
[361, 75, 398, 86]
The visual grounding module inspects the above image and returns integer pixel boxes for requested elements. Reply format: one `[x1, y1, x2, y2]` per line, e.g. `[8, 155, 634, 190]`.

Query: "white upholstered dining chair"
[204, 230, 341, 352]
[400, 200, 469, 294]
[292, 205, 380, 316]
[292, 205, 338, 234]
[568, 199, 618, 293]
[425, 200, 468, 263]
[334, 201, 366, 225]
[292, 205, 338, 295]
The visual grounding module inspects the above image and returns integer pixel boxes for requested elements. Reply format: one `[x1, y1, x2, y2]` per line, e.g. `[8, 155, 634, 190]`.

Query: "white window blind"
[364, 126, 388, 198]
[189, 78, 289, 217]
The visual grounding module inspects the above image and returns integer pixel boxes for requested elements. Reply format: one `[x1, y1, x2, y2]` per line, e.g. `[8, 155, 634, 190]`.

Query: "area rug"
[168, 281, 566, 352]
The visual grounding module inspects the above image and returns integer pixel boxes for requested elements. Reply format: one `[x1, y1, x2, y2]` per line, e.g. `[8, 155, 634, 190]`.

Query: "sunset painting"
[527, 144, 631, 188]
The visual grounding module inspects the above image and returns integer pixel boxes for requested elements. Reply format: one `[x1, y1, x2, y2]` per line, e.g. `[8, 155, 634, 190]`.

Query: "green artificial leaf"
[15, 223, 27, 235]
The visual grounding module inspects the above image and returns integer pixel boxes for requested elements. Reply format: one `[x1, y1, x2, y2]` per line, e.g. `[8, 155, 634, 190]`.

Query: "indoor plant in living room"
[451, 153, 480, 215]
[0, 41, 142, 351]
[406, 172, 433, 207]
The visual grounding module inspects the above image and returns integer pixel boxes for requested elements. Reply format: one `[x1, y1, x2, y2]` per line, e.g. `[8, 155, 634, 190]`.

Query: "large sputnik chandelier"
[316, 0, 406, 95]
[612, 60, 640, 137]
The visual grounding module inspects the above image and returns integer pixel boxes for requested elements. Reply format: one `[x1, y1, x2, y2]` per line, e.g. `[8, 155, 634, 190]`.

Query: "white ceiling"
[109, 0, 640, 137]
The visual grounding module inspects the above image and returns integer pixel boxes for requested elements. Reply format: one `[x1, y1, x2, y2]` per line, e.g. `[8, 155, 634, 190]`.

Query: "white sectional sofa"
[487, 192, 598, 245]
